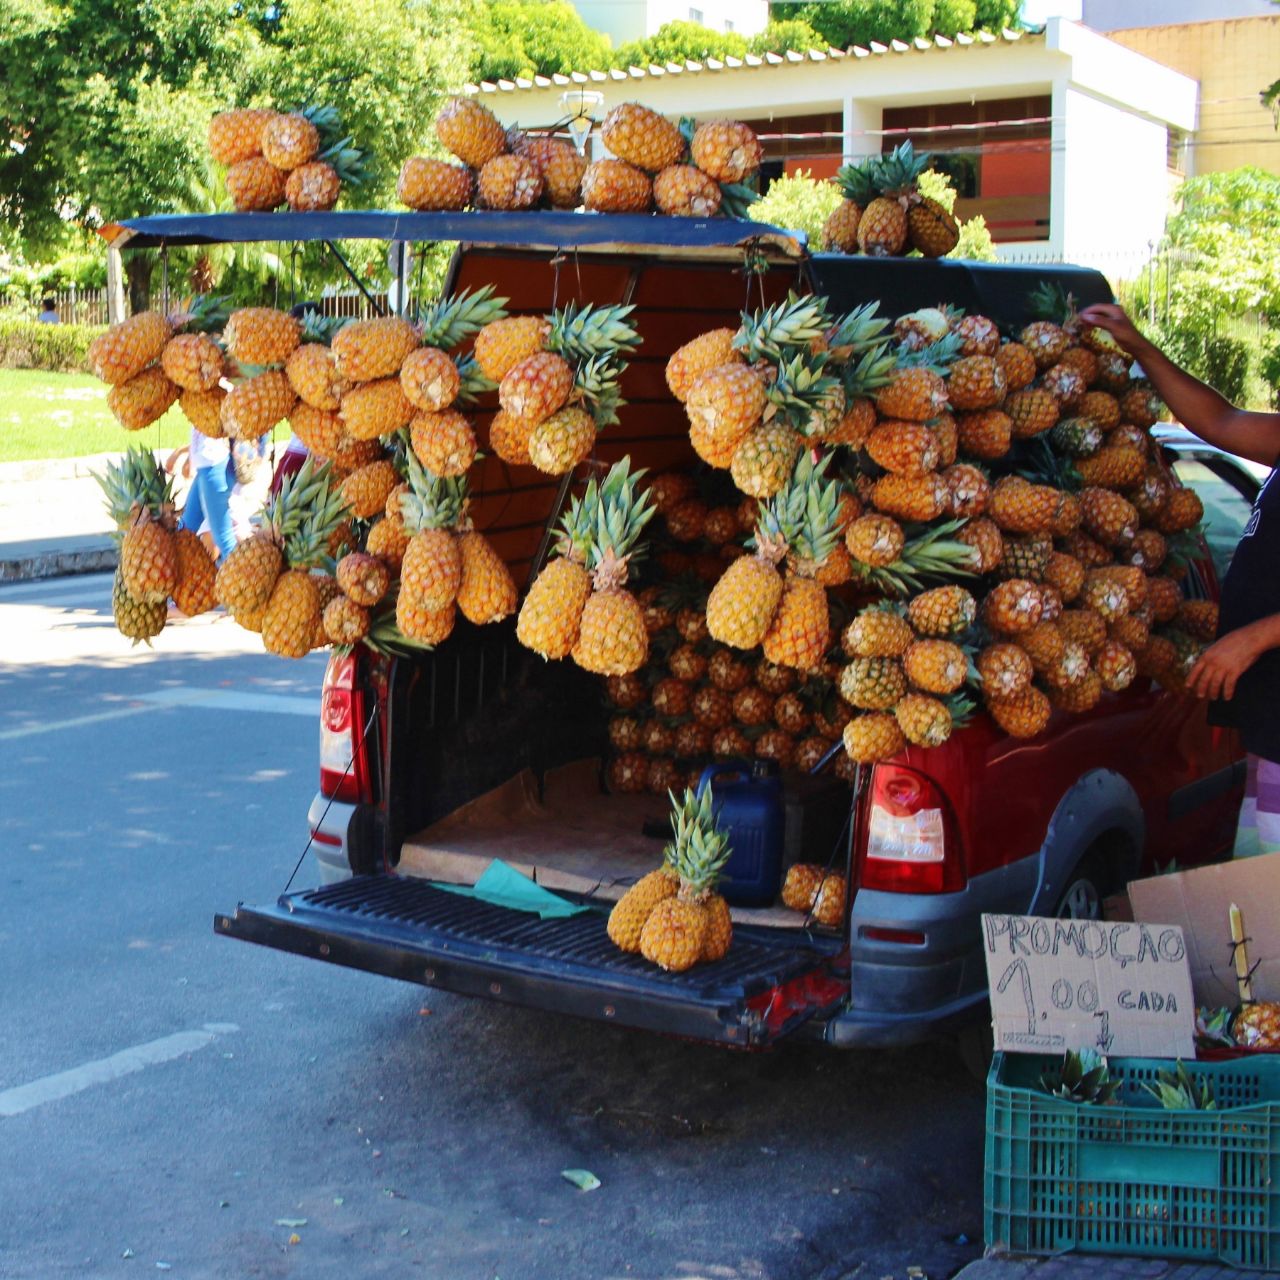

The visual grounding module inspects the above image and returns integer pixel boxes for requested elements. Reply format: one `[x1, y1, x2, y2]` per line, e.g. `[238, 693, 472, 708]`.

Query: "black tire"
[1054, 851, 1109, 921]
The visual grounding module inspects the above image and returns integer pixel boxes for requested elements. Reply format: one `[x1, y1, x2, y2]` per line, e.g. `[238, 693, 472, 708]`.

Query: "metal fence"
[0, 286, 116, 325]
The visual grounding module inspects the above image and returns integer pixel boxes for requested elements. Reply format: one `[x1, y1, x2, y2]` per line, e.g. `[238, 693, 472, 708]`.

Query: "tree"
[615, 21, 748, 69]
[767, 0, 1018, 49]
[747, 19, 826, 54]
[471, 0, 613, 83]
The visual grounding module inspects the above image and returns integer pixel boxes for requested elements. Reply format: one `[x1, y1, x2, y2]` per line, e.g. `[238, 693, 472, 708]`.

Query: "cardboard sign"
[981, 913, 1195, 1058]
[1128, 853, 1280, 1009]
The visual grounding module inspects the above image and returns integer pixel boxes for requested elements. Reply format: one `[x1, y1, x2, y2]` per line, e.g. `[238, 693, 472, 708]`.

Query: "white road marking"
[0, 1023, 240, 1118]
[138, 687, 317, 716]
[0, 703, 156, 741]
[0, 687, 315, 741]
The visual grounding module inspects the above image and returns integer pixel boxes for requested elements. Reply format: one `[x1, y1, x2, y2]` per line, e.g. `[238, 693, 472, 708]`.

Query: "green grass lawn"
[0, 368, 190, 463]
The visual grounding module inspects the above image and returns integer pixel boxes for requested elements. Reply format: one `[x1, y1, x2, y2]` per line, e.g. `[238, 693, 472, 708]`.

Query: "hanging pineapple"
[516, 482, 596, 661]
[394, 453, 469, 645]
[571, 459, 657, 676]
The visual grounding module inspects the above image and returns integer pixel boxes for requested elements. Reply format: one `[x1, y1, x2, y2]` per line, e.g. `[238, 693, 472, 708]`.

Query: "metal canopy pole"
[322, 239, 386, 317]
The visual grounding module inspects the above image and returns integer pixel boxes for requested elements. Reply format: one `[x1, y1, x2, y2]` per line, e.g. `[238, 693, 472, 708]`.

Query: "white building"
[571, 0, 767, 47]
[467, 18, 1196, 273]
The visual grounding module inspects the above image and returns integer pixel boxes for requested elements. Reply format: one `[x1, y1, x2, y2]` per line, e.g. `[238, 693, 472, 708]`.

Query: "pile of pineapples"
[402, 96, 761, 218]
[824, 141, 960, 258]
[208, 106, 366, 212]
[656, 286, 1212, 770]
[607, 785, 734, 972]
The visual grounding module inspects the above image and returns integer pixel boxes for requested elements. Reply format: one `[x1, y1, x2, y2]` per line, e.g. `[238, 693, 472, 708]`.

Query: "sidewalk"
[951, 1255, 1275, 1280]
[0, 450, 270, 583]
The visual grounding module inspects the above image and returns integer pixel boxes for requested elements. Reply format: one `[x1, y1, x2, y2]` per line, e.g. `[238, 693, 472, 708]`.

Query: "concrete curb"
[0, 544, 118, 583]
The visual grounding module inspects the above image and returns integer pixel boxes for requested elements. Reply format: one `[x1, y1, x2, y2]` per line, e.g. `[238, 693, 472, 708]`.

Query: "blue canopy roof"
[104, 209, 806, 256]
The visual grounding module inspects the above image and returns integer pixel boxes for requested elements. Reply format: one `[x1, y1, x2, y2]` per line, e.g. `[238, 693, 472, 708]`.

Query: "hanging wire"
[283, 699, 380, 895]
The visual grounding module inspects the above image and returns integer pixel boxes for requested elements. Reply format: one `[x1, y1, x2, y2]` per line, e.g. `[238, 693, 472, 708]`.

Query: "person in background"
[168, 427, 237, 564]
[1080, 302, 1280, 858]
[37, 296, 59, 324]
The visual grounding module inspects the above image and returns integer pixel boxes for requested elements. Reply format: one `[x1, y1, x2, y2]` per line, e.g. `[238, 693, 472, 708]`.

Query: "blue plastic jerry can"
[697, 760, 785, 907]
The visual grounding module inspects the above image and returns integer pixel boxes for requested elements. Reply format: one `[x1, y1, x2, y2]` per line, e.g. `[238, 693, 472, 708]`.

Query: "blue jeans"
[181, 459, 236, 560]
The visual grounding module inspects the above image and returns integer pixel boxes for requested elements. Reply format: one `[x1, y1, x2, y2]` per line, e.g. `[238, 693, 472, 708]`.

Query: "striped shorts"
[1235, 754, 1280, 858]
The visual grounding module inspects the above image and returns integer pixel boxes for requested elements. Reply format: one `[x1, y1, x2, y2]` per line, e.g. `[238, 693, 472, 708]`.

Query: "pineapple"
[488, 410, 534, 466]
[572, 460, 656, 676]
[400, 348, 461, 413]
[517, 486, 594, 661]
[953, 314, 1001, 357]
[654, 164, 721, 217]
[410, 409, 477, 479]
[98, 447, 180, 608]
[180, 387, 227, 438]
[454, 524, 517, 627]
[332, 316, 419, 384]
[955, 409, 1013, 460]
[686, 363, 766, 449]
[848, 144, 930, 257]
[601, 103, 684, 173]
[527, 407, 597, 476]
[704, 502, 787, 651]
[111, 568, 166, 646]
[1050, 416, 1105, 459]
[781, 863, 848, 926]
[170, 528, 218, 617]
[666, 329, 743, 402]
[839, 658, 907, 711]
[894, 692, 954, 748]
[221, 370, 297, 441]
[691, 120, 763, 183]
[760, 453, 843, 672]
[942, 463, 991, 518]
[823, 199, 862, 253]
[225, 156, 287, 211]
[260, 109, 321, 170]
[866, 421, 941, 476]
[261, 465, 352, 659]
[906, 584, 976, 637]
[340, 458, 400, 519]
[1080, 487, 1138, 545]
[843, 713, 906, 764]
[473, 315, 551, 382]
[956, 517, 1004, 574]
[875, 364, 949, 422]
[995, 341, 1037, 391]
[336, 552, 390, 607]
[842, 604, 915, 659]
[397, 157, 474, 210]
[514, 134, 587, 208]
[339, 377, 415, 441]
[435, 96, 507, 168]
[1076, 447, 1145, 490]
[397, 455, 468, 640]
[107, 367, 180, 431]
[607, 858, 679, 953]
[161, 328, 224, 392]
[729, 423, 803, 499]
[982, 579, 1044, 635]
[870, 474, 949, 523]
[903, 639, 968, 695]
[986, 685, 1052, 739]
[207, 108, 274, 165]
[638, 787, 733, 972]
[946, 355, 1006, 411]
[477, 154, 544, 210]
[224, 307, 302, 368]
[1095, 639, 1136, 692]
[908, 196, 960, 258]
[989, 476, 1062, 536]
[1234, 1002, 1280, 1050]
[977, 643, 1034, 699]
[1019, 320, 1070, 370]
[1005, 387, 1060, 438]
[581, 159, 652, 213]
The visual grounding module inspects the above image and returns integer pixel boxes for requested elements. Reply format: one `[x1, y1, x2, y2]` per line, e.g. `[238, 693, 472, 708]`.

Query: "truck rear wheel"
[1054, 852, 1107, 921]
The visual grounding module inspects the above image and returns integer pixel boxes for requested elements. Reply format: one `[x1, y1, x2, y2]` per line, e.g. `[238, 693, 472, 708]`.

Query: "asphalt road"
[0, 573, 987, 1280]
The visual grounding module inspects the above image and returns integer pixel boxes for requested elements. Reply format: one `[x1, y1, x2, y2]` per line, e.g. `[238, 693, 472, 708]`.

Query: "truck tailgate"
[216, 876, 848, 1047]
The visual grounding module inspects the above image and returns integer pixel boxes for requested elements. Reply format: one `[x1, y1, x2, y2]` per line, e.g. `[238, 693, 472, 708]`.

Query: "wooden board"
[397, 760, 803, 929]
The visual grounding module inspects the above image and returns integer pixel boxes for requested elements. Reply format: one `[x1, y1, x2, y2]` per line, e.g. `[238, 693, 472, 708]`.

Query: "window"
[1169, 457, 1259, 583]
[689, 6, 703, 21]
[725, 18, 734, 30]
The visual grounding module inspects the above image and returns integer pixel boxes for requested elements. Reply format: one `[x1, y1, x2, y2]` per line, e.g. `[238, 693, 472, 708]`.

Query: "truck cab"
[210, 217, 1246, 1050]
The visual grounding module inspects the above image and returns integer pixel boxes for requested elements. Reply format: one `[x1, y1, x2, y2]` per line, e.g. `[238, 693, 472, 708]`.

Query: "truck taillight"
[319, 654, 369, 803]
[859, 764, 965, 894]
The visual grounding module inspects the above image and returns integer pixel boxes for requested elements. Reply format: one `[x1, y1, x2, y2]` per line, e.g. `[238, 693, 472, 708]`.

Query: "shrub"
[751, 171, 845, 249]
[1201, 335, 1251, 405]
[0, 316, 107, 372]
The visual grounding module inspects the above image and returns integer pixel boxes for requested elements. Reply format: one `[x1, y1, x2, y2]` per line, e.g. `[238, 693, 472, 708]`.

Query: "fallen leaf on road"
[561, 1168, 601, 1191]
[289, 1234, 301, 1246]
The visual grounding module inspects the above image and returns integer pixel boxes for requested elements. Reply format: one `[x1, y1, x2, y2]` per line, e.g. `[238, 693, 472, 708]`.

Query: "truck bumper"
[816, 859, 1038, 1048]
[307, 792, 358, 885]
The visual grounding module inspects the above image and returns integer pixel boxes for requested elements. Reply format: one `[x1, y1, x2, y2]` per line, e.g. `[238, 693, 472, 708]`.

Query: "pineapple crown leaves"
[770, 449, 844, 568]
[735, 291, 833, 364]
[667, 785, 733, 896]
[341, 598, 439, 659]
[168, 293, 232, 334]
[874, 140, 932, 198]
[1027, 280, 1076, 326]
[851, 518, 980, 597]
[298, 310, 348, 344]
[398, 451, 467, 535]
[1141, 1060, 1217, 1111]
[583, 456, 656, 578]
[832, 157, 881, 208]
[718, 179, 761, 221]
[825, 300, 891, 359]
[317, 136, 369, 187]
[95, 445, 175, 540]
[943, 690, 977, 729]
[764, 351, 842, 433]
[289, 103, 348, 152]
[276, 458, 352, 569]
[547, 303, 640, 361]
[1195, 1005, 1236, 1048]
[892, 329, 964, 373]
[841, 340, 898, 399]
[416, 285, 509, 350]
[553, 486, 595, 564]
[1038, 1048, 1122, 1105]
[572, 351, 628, 427]
[1014, 436, 1082, 494]
[453, 353, 497, 406]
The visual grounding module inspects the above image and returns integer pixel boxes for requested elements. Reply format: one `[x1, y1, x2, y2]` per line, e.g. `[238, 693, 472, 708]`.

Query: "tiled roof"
[465, 27, 1035, 95]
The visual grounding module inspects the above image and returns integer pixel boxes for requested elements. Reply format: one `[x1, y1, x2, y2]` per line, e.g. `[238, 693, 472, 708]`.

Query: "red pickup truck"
[210, 217, 1247, 1052]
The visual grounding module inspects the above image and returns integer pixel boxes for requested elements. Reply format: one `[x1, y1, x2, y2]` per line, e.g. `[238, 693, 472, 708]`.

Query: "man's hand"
[1077, 303, 1145, 356]
[1185, 629, 1263, 701]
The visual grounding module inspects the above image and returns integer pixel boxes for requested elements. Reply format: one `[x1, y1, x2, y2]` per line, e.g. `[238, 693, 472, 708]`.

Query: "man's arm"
[1077, 303, 1280, 467]
[1186, 612, 1280, 701]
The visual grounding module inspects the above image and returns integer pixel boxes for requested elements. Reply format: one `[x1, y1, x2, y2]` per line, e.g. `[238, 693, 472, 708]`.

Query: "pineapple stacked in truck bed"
[401, 96, 763, 218]
[657, 286, 1211, 773]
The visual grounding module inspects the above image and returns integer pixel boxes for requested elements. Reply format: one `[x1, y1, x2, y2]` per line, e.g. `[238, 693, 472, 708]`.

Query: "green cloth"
[432, 859, 589, 920]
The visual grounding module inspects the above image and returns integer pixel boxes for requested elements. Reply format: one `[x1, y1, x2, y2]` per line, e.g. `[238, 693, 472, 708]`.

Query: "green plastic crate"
[985, 1051, 1280, 1269]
